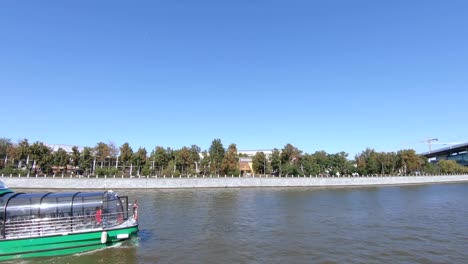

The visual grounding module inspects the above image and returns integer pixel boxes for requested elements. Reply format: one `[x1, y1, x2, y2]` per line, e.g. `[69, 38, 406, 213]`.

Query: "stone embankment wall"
[2, 175, 468, 189]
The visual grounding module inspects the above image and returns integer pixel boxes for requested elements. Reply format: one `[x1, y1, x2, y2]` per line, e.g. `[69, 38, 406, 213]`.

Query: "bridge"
[421, 142, 468, 166]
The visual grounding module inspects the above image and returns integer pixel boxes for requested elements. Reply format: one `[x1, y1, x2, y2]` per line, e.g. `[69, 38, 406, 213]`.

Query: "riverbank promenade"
[2, 174, 468, 189]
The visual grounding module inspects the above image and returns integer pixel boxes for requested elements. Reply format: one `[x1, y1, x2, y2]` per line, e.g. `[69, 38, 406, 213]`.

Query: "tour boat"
[0, 180, 139, 260]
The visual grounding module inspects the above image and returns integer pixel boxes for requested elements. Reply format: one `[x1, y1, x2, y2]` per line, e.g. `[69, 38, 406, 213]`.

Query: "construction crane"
[421, 138, 438, 152]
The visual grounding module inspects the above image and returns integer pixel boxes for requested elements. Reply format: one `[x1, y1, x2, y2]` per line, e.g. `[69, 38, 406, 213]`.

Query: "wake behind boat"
[0, 180, 139, 261]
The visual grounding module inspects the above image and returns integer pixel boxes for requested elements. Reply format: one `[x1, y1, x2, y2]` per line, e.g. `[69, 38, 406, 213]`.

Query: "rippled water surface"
[18, 183, 468, 263]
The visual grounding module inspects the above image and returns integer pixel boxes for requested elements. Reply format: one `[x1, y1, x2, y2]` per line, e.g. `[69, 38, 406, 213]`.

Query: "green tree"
[423, 161, 439, 174]
[119, 143, 133, 163]
[397, 149, 424, 174]
[373, 152, 399, 175]
[94, 142, 110, 168]
[199, 150, 211, 175]
[53, 148, 70, 170]
[355, 148, 380, 175]
[374, 152, 386, 175]
[313, 151, 329, 175]
[438, 160, 468, 174]
[282, 163, 301, 176]
[0, 138, 12, 168]
[0, 138, 12, 157]
[140, 163, 152, 176]
[79, 147, 94, 175]
[149, 146, 170, 176]
[252, 152, 267, 174]
[7, 139, 31, 169]
[132, 147, 147, 176]
[190, 145, 201, 173]
[119, 143, 133, 174]
[385, 152, 399, 175]
[108, 141, 119, 158]
[162, 159, 178, 176]
[176, 147, 192, 175]
[17, 139, 30, 161]
[280, 144, 302, 165]
[270, 149, 281, 176]
[280, 144, 302, 176]
[133, 147, 147, 165]
[94, 167, 119, 177]
[29, 142, 53, 174]
[327, 152, 349, 176]
[70, 146, 81, 167]
[108, 141, 119, 168]
[221, 144, 240, 176]
[6, 145, 19, 168]
[209, 139, 225, 175]
[301, 153, 319, 175]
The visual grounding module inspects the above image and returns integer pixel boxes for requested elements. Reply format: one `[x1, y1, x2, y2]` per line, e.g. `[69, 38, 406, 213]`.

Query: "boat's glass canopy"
[1, 191, 127, 239]
[3, 191, 108, 220]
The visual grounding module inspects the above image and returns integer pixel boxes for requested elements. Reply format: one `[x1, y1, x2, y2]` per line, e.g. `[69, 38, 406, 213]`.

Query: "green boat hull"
[0, 225, 138, 261]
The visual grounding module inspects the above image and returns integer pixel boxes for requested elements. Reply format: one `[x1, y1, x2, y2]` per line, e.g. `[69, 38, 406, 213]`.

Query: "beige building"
[239, 157, 253, 176]
[237, 150, 273, 176]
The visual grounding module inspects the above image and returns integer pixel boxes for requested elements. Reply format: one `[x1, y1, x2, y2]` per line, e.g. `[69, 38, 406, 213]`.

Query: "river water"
[20, 183, 468, 263]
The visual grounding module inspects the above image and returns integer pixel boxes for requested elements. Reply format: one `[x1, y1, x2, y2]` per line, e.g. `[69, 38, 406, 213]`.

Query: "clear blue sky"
[1, 0, 467, 157]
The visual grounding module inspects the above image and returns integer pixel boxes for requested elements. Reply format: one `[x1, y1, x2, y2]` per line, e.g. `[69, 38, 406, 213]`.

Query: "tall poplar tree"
[221, 144, 240, 176]
[71, 146, 81, 167]
[209, 139, 225, 175]
[79, 147, 93, 174]
[270, 149, 281, 176]
[252, 152, 267, 174]
[94, 142, 110, 168]
[132, 147, 147, 175]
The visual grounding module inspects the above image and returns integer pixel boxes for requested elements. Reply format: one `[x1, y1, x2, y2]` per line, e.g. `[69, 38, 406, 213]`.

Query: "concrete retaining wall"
[2, 175, 468, 189]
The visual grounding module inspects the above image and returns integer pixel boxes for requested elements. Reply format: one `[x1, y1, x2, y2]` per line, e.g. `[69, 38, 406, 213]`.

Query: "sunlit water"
[11, 183, 468, 263]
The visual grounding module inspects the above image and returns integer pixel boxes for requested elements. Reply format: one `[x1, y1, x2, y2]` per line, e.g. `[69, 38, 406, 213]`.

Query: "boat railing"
[2, 212, 125, 239]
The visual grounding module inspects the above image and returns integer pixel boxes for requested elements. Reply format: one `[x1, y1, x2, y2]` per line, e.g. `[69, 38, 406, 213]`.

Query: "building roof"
[239, 162, 252, 171]
[45, 144, 84, 153]
[421, 142, 468, 158]
[238, 150, 273, 157]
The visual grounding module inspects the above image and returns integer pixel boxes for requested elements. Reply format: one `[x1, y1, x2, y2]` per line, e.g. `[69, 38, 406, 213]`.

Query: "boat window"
[0, 193, 15, 219]
[72, 192, 106, 219]
[6, 193, 45, 222]
[120, 196, 129, 220]
[102, 191, 124, 226]
[0, 193, 15, 238]
[40, 192, 76, 219]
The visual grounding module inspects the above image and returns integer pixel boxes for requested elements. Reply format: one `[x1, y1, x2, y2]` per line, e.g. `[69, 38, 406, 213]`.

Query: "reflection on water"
[16, 183, 468, 263]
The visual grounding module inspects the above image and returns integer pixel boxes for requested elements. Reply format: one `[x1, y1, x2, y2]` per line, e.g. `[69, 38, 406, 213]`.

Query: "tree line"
[0, 137, 466, 177]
